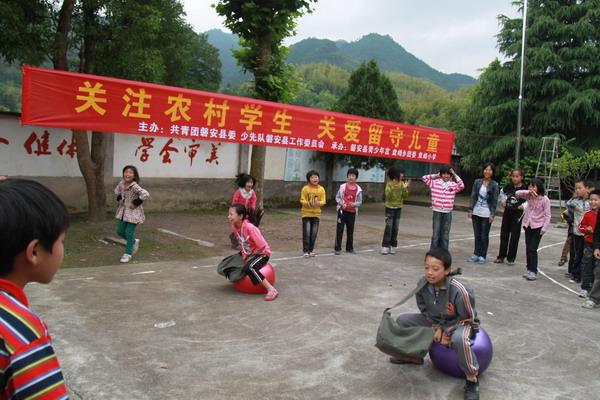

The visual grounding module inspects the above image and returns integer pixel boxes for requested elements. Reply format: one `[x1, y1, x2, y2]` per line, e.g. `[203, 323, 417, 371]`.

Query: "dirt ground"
[63, 207, 383, 268]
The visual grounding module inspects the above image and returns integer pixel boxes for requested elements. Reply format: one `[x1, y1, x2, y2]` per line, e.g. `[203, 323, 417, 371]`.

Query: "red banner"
[21, 66, 454, 163]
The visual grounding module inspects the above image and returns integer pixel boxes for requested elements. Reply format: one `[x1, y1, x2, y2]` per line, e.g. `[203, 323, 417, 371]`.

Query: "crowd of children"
[4, 164, 600, 400]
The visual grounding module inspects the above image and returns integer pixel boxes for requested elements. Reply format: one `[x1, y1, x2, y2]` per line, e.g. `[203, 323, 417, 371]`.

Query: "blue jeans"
[302, 217, 320, 253]
[431, 211, 452, 250]
[472, 215, 492, 259]
[382, 207, 402, 248]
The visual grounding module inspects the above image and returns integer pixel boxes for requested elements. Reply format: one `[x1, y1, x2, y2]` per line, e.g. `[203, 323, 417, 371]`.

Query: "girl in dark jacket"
[467, 163, 500, 263]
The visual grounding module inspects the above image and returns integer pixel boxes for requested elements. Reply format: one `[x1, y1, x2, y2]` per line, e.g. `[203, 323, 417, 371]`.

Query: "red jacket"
[579, 209, 598, 243]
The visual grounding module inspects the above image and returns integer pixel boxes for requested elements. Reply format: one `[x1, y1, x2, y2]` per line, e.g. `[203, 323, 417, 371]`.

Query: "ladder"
[535, 137, 562, 207]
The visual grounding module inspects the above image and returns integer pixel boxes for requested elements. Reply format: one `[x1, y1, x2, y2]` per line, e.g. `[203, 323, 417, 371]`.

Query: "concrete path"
[26, 204, 600, 399]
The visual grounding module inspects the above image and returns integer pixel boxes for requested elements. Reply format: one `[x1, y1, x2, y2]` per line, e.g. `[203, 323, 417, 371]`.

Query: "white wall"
[112, 133, 240, 179]
[0, 114, 87, 177]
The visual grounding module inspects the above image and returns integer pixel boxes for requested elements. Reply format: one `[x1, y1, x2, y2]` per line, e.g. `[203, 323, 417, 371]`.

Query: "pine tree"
[458, 0, 600, 172]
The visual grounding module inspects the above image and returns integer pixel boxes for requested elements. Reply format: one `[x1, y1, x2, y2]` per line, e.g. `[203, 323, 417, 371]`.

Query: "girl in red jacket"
[229, 203, 278, 301]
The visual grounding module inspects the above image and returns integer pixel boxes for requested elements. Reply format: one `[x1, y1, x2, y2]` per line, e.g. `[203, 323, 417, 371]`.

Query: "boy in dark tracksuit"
[390, 248, 481, 400]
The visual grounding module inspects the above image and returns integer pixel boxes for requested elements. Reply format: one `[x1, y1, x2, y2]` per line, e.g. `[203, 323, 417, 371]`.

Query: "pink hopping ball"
[429, 327, 493, 378]
[232, 263, 276, 294]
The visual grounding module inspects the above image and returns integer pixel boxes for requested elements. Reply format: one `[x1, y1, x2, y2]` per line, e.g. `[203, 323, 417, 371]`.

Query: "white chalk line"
[537, 242, 580, 295]
[157, 228, 214, 247]
[189, 235, 499, 268]
[190, 235, 577, 296]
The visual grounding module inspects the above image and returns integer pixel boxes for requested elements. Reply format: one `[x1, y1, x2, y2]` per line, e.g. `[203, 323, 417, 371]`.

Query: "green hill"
[205, 30, 477, 92]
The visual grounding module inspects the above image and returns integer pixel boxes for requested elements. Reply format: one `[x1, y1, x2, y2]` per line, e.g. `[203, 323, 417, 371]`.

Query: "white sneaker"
[120, 254, 132, 263]
[133, 239, 140, 255]
[525, 271, 538, 280]
[381, 247, 390, 255]
[582, 299, 599, 309]
[578, 290, 589, 298]
[303, 252, 310, 258]
[389, 247, 397, 254]
[309, 252, 316, 257]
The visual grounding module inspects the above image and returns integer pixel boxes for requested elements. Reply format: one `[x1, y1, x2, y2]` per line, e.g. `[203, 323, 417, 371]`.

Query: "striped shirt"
[0, 279, 68, 399]
[422, 174, 465, 213]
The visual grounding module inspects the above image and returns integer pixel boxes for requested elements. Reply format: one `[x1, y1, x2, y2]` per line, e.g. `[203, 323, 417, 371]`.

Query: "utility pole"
[515, 0, 528, 169]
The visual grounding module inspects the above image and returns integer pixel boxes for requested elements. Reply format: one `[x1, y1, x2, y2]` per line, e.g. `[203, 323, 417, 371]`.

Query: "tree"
[457, 0, 600, 172]
[314, 59, 405, 198]
[1, 0, 221, 220]
[214, 0, 316, 207]
[556, 149, 600, 194]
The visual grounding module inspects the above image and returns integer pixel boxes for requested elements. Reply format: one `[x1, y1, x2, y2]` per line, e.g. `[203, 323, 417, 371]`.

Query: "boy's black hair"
[387, 165, 405, 180]
[347, 168, 359, 178]
[235, 173, 256, 188]
[589, 189, 600, 197]
[0, 179, 70, 276]
[123, 165, 140, 183]
[483, 162, 496, 175]
[575, 178, 590, 188]
[306, 170, 320, 182]
[439, 165, 452, 175]
[425, 248, 452, 269]
[512, 168, 525, 178]
[529, 178, 545, 196]
[231, 203, 264, 227]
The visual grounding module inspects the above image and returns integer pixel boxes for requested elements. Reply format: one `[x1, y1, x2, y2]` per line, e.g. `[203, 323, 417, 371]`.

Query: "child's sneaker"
[309, 252, 316, 257]
[569, 278, 581, 284]
[578, 289, 589, 298]
[522, 271, 530, 278]
[506, 260, 515, 265]
[265, 289, 278, 301]
[120, 254, 132, 263]
[525, 271, 538, 280]
[303, 252, 310, 258]
[381, 247, 390, 255]
[493, 257, 504, 264]
[389, 357, 424, 365]
[477, 257, 487, 264]
[582, 299, 599, 309]
[464, 379, 480, 400]
[133, 239, 140, 255]
[467, 256, 479, 262]
[389, 247, 397, 254]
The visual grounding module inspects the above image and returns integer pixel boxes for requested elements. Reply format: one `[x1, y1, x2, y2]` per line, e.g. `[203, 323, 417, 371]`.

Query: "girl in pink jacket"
[232, 173, 257, 210]
[516, 178, 551, 281]
[229, 203, 278, 301]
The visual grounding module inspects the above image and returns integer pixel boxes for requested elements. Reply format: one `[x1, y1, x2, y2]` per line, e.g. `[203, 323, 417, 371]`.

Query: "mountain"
[335, 34, 476, 91]
[205, 30, 477, 92]
[204, 29, 250, 89]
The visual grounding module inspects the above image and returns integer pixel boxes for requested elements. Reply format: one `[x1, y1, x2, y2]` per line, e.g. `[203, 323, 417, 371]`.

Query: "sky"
[182, 0, 521, 78]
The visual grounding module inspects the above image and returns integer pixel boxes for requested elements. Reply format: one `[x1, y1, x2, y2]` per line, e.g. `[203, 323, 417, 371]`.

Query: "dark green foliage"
[0, 0, 52, 65]
[458, 0, 600, 172]
[333, 59, 404, 123]
[0, 64, 22, 112]
[95, 0, 221, 90]
[317, 59, 406, 170]
[214, 0, 316, 103]
[287, 38, 359, 70]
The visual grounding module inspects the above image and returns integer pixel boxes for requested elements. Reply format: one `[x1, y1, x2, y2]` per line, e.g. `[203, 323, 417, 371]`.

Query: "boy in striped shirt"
[422, 166, 465, 250]
[0, 179, 70, 399]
